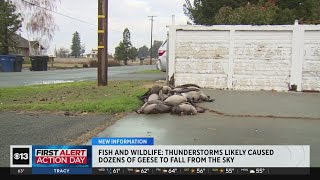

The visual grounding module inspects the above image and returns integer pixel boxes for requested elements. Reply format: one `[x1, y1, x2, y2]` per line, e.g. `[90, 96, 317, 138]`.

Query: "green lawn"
[136, 69, 162, 74]
[0, 81, 150, 113]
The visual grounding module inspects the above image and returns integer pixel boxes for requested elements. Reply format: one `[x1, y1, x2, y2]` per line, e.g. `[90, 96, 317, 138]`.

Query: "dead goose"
[164, 95, 187, 106]
[161, 86, 172, 94]
[136, 100, 163, 114]
[188, 100, 206, 113]
[139, 85, 163, 101]
[171, 103, 198, 115]
[182, 91, 215, 103]
[159, 86, 172, 101]
[199, 92, 215, 102]
[142, 103, 172, 114]
[176, 84, 201, 89]
[181, 91, 202, 102]
[172, 87, 200, 94]
[148, 93, 160, 102]
[159, 90, 169, 101]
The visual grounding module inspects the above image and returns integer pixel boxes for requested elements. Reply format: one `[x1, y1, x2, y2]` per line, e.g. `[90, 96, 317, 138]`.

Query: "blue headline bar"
[92, 137, 154, 145]
[32, 168, 92, 175]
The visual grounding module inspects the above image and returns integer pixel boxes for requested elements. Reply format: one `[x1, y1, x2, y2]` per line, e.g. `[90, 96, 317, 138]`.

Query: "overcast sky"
[21, 0, 190, 55]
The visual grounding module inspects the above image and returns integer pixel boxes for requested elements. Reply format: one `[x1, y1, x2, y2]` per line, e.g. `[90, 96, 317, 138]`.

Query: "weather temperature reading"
[226, 168, 235, 174]
[254, 168, 264, 174]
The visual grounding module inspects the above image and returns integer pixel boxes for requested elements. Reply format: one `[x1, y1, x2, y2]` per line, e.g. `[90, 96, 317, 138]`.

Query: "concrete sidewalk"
[86, 90, 320, 167]
[87, 113, 320, 167]
[200, 89, 320, 119]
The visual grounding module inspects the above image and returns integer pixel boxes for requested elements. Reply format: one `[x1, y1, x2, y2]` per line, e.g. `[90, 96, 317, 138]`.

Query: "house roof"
[30, 41, 45, 49]
[11, 34, 29, 48]
[11, 34, 45, 49]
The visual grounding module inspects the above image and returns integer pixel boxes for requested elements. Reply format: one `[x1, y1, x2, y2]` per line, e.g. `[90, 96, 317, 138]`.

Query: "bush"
[84, 60, 121, 68]
[82, 63, 89, 68]
[215, 1, 279, 25]
[108, 60, 121, 67]
[89, 60, 98, 67]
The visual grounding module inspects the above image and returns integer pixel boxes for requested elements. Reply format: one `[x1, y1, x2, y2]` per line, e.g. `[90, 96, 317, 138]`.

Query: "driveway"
[87, 90, 320, 167]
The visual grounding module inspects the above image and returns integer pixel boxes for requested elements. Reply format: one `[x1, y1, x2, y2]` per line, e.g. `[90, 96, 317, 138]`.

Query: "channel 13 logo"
[10, 145, 32, 167]
[13, 148, 29, 164]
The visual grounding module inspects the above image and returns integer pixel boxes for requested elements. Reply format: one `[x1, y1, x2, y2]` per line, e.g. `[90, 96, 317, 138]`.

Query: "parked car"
[156, 39, 167, 72]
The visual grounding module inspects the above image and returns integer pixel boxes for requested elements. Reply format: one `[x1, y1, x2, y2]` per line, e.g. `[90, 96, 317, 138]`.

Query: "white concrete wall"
[175, 30, 229, 88]
[168, 25, 320, 91]
[233, 30, 292, 91]
[303, 31, 320, 91]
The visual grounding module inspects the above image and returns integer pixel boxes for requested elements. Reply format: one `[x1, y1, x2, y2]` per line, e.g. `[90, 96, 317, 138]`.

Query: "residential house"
[9, 34, 45, 56]
[86, 49, 98, 59]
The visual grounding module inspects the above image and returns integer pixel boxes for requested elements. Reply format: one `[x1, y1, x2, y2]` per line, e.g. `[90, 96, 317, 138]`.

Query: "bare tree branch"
[12, 0, 60, 52]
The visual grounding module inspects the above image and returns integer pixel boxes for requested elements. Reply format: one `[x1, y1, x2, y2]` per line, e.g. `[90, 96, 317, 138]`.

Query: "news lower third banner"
[10, 138, 310, 175]
[10, 145, 92, 174]
[92, 139, 310, 168]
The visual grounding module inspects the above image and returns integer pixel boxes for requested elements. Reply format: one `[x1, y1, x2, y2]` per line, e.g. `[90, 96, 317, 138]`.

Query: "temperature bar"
[10, 168, 310, 175]
[91, 167, 310, 175]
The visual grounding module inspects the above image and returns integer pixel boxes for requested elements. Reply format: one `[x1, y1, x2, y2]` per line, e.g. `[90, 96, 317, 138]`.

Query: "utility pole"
[97, 0, 108, 86]
[148, 16, 156, 65]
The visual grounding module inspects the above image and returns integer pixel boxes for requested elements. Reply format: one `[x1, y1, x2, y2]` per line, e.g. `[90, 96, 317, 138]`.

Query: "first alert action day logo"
[35, 149, 87, 164]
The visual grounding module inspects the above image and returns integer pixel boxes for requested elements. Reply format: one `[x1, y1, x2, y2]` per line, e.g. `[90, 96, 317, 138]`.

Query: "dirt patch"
[54, 58, 93, 64]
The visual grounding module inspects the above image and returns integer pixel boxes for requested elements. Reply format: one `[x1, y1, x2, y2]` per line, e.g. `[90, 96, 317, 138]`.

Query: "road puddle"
[28, 80, 75, 85]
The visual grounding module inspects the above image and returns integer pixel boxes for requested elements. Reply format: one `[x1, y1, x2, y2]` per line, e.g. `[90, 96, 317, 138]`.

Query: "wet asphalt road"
[0, 65, 165, 87]
[0, 112, 111, 167]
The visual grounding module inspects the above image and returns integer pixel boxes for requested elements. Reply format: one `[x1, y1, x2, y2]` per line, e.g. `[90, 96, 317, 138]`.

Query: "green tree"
[184, 0, 320, 25]
[123, 28, 132, 65]
[129, 47, 138, 61]
[0, 0, 22, 55]
[215, 1, 279, 25]
[150, 40, 163, 58]
[183, 0, 248, 25]
[277, 0, 320, 24]
[137, 45, 149, 59]
[70, 31, 81, 58]
[114, 41, 125, 62]
[274, 8, 296, 25]
[114, 28, 132, 65]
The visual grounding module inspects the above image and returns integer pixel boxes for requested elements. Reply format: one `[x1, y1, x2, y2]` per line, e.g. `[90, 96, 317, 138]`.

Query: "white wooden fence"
[168, 24, 320, 91]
